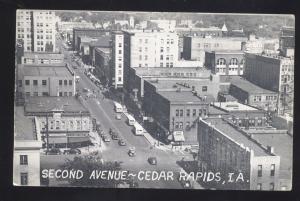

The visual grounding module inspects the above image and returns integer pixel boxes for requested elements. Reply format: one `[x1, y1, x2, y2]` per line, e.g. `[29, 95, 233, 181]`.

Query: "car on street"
[109, 128, 115, 135]
[116, 114, 121, 120]
[179, 179, 192, 189]
[102, 135, 111, 142]
[128, 147, 136, 157]
[45, 148, 62, 155]
[118, 139, 126, 146]
[147, 157, 157, 165]
[111, 133, 120, 140]
[97, 129, 105, 137]
[83, 88, 90, 92]
[63, 148, 81, 155]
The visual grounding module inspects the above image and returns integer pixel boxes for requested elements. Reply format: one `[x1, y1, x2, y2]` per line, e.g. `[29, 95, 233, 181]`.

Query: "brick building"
[197, 117, 281, 190]
[228, 76, 278, 111]
[16, 64, 76, 101]
[94, 47, 111, 86]
[21, 52, 64, 65]
[244, 53, 294, 115]
[24, 96, 91, 148]
[205, 51, 245, 75]
[89, 36, 111, 66]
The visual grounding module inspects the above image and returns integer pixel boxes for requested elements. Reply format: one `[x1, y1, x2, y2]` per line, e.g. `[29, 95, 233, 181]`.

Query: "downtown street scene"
[14, 10, 294, 190]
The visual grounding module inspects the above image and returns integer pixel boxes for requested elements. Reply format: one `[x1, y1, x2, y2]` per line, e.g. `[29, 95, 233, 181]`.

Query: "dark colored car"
[147, 157, 157, 165]
[180, 180, 192, 189]
[128, 147, 136, 157]
[46, 148, 62, 155]
[109, 128, 115, 135]
[64, 148, 81, 155]
[118, 139, 126, 146]
[111, 133, 120, 140]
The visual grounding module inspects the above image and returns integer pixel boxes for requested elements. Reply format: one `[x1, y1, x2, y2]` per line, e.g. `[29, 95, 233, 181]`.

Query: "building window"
[270, 164, 275, 176]
[64, 80, 67, 85]
[59, 80, 62, 85]
[175, 122, 179, 129]
[119, 50, 122, 54]
[179, 109, 183, 117]
[270, 183, 275, 191]
[186, 109, 190, 117]
[160, 55, 163, 60]
[118, 77, 122, 82]
[192, 109, 196, 117]
[42, 80, 47, 86]
[186, 122, 190, 129]
[160, 47, 163, 53]
[59, 92, 62, 96]
[179, 122, 183, 129]
[20, 155, 28, 165]
[175, 109, 179, 117]
[42, 92, 49, 96]
[229, 58, 238, 65]
[217, 58, 226, 65]
[257, 183, 262, 190]
[64, 92, 68, 96]
[69, 80, 72, 85]
[202, 86, 207, 92]
[20, 173, 28, 185]
[18, 80, 22, 87]
[118, 43, 122, 47]
[258, 165, 262, 177]
[33, 80, 38, 86]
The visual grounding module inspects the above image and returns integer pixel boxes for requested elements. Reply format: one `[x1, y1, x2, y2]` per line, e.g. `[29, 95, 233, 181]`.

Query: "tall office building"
[16, 10, 57, 52]
[111, 31, 125, 89]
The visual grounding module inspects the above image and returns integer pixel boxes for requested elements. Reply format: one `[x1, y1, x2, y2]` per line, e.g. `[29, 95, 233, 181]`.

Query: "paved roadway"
[41, 36, 196, 189]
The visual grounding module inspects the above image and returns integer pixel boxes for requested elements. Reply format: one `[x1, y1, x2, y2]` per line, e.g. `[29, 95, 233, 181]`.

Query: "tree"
[60, 155, 124, 187]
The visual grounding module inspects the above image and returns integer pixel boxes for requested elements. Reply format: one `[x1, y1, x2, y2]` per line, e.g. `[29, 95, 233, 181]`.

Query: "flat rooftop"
[25, 97, 89, 114]
[212, 101, 258, 112]
[22, 52, 64, 59]
[158, 91, 214, 103]
[14, 106, 36, 140]
[89, 36, 111, 47]
[229, 76, 277, 94]
[252, 133, 293, 180]
[18, 65, 72, 77]
[95, 47, 110, 54]
[204, 118, 270, 156]
[207, 50, 244, 54]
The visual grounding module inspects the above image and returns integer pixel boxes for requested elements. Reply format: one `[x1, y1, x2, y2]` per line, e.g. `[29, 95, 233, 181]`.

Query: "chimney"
[267, 146, 274, 154]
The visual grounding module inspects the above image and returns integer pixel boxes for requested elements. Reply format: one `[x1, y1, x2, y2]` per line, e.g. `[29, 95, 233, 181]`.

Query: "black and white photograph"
[13, 9, 294, 191]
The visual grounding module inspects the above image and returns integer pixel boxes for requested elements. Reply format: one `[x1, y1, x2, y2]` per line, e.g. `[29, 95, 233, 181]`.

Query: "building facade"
[111, 31, 125, 89]
[94, 47, 111, 86]
[205, 51, 245, 75]
[21, 52, 64, 65]
[182, 36, 247, 63]
[24, 97, 91, 148]
[244, 53, 294, 115]
[16, 9, 57, 52]
[17, 64, 76, 100]
[197, 117, 281, 190]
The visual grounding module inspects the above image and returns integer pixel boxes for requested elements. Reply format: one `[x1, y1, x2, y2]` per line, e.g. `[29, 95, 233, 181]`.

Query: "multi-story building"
[94, 47, 111, 86]
[14, 106, 42, 186]
[111, 31, 125, 89]
[89, 36, 111, 66]
[143, 89, 212, 145]
[205, 51, 245, 75]
[197, 116, 292, 190]
[16, 9, 57, 52]
[279, 26, 295, 57]
[57, 21, 94, 42]
[183, 36, 247, 63]
[24, 96, 91, 148]
[17, 64, 76, 100]
[228, 76, 278, 111]
[72, 28, 110, 51]
[122, 29, 179, 90]
[21, 52, 64, 65]
[244, 53, 294, 115]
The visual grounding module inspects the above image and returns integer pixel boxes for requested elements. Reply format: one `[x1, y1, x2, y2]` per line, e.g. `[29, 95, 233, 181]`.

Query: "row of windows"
[160, 55, 174, 61]
[160, 38, 175, 44]
[41, 119, 88, 130]
[25, 92, 49, 96]
[216, 58, 244, 65]
[257, 182, 275, 191]
[175, 108, 207, 117]
[175, 121, 195, 130]
[24, 80, 48, 86]
[257, 164, 275, 177]
[58, 92, 73, 97]
[59, 80, 73, 86]
[266, 96, 277, 101]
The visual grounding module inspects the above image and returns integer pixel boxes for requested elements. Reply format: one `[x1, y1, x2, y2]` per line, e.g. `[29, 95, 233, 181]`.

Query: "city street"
[40, 36, 195, 189]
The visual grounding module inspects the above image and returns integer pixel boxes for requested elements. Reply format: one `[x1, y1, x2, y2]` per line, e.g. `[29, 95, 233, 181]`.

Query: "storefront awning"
[173, 131, 185, 142]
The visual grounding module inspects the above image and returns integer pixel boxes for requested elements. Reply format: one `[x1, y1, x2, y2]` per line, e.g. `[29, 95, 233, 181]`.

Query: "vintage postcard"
[14, 10, 294, 190]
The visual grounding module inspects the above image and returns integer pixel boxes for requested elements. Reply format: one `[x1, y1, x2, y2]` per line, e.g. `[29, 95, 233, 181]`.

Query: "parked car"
[109, 128, 115, 135]
[128, 147, 136, 157]
[63, 148, 81, 155]
[111, 133, 120, 140]
[147, 157, 157, 165]
[102, 135, 111, 142]
[179, 179, 192, 189]
[118, 139, 126, 146]
[97, 129, 105, 138]
[116, 114, 121, 120]
[46, 148, 62, 155]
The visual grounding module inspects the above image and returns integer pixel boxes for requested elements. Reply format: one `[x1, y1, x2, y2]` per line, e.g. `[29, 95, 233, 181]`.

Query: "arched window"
[229, 58, 238, 65]
[216, 58, 226, 65]
[240, 59, 245, 65]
